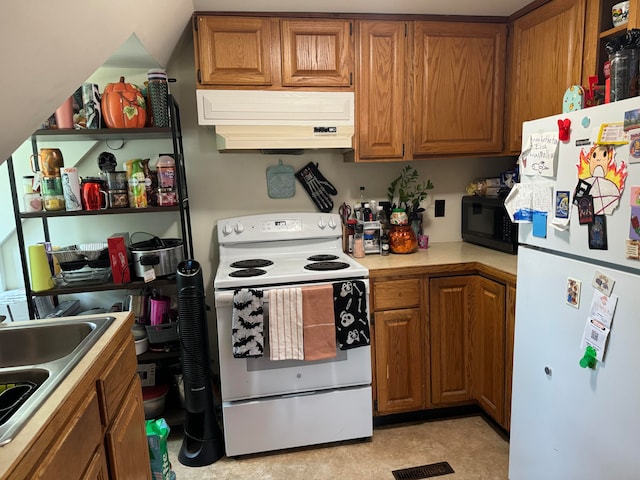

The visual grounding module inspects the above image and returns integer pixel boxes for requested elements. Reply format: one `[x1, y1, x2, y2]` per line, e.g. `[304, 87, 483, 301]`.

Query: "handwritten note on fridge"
[520, 132, 558, 177]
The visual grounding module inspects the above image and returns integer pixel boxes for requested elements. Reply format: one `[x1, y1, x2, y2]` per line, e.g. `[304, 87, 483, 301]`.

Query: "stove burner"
[304, 261, 350, 271]
[230, 259, 273, 269]
[229, 268, 267, 278]
[307, 254, 339, 262]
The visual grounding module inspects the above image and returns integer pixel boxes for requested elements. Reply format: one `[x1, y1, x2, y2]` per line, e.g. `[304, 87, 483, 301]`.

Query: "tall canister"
[147, 69, 169, 128]
[125, 158, 148, 208]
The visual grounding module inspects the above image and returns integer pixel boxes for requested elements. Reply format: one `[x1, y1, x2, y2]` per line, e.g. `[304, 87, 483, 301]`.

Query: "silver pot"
[130, 237, 184, 278]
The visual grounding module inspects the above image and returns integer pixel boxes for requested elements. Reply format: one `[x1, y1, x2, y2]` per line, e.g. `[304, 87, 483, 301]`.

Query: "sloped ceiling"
[0, 0, 193, 164]
[0, 0, 532, 165]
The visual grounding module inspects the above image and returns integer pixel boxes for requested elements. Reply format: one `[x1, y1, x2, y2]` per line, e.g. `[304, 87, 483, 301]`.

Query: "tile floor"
[165, 414, 509, 479]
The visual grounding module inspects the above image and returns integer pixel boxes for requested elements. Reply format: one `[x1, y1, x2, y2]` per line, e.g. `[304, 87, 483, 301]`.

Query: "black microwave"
[461, 195, 518, 254]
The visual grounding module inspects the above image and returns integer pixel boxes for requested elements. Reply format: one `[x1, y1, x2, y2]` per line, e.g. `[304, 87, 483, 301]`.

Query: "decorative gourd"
[101, 76, 146, 128]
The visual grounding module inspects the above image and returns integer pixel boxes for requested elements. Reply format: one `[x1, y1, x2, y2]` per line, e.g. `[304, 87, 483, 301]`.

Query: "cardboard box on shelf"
[108, 233, 131, 284]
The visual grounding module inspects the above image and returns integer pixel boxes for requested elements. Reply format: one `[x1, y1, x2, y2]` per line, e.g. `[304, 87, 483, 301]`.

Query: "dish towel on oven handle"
[333, 280, 370, 349]
[232, 288, 264, 358]
[302, 285, 337, 361]
[269, 288, 304, 360]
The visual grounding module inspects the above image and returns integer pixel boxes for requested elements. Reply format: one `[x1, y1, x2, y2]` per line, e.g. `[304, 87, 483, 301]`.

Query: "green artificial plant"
[387, 165, 434, 221]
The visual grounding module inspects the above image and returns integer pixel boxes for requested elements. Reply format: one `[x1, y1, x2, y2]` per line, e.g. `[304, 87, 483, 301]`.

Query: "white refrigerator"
[509, 97, 640, 479]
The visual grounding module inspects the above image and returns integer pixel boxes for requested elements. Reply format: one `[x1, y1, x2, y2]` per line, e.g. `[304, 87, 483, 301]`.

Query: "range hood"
[196, 90, 354, 150]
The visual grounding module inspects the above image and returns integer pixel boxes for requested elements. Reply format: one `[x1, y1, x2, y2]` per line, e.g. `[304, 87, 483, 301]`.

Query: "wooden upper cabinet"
[356, 21, 409, 161]
[505, 0, 586, 153]
[413, 22, 506, 156]
[281, 19, 353, 87]
[196, 16, 274, 86]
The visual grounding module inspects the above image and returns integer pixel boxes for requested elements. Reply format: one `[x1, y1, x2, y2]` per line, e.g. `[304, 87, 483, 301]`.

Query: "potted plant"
[387, 165, 434, 222]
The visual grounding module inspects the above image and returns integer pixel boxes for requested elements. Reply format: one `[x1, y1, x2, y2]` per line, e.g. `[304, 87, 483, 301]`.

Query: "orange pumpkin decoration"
[101, 76, 146, 128]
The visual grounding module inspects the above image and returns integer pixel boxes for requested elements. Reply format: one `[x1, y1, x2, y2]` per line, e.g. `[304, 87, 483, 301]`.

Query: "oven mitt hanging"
[232, 288, 264, 358]
[333, 280, 370, 350]
[295, 162, 337, 213]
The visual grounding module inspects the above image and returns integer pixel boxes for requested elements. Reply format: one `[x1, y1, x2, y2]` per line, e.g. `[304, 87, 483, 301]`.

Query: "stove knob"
[317, 218, 326, 229]
[234, 223, 244, 234]
[222, 224, 233, 235]
[328, 217, 337, 229]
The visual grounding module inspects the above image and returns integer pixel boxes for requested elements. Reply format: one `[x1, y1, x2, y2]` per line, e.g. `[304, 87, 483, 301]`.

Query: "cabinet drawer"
[97, 335, 137, 426]
[373, 278, 421, 310]
[32, 388, 103, 480]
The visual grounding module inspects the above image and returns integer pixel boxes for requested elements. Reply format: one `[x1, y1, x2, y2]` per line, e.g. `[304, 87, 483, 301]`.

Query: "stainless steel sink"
[0, 316, 115, 446]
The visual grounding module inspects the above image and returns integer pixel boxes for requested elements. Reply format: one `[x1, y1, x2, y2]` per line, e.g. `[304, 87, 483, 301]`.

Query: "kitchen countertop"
[0, 311, 134, 479]
[355, 241, 517, 283]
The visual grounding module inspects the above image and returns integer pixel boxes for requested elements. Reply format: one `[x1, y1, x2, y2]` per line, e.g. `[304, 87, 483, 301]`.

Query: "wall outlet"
[435, 199, 445, 217]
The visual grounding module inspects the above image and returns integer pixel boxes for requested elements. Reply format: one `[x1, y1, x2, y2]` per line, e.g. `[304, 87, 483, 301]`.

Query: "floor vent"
[392, 461, 455, 480]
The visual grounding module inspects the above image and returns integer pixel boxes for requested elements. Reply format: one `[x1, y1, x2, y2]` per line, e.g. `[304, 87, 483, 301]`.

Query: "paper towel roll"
[28, 244, 54, 292]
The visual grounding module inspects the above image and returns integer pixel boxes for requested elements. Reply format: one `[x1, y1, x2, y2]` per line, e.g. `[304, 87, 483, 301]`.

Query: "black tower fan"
[176, 259, 224, 466]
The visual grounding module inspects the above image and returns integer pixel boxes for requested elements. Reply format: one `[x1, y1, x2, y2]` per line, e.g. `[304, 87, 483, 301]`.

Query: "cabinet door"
[374, 308, 424, 414]
[355, 20, 409, 161]
[196, 16, 273, 86]
[31, 388, 103, 480]
[470, 276, 506, 425]
[81, 444, 109, 480]
[505, 0, 586, 153]
[413, 22, 506, 156]
[503, 283, 517, 431]
[429, 276, 473, 405]
[105, 375, 151, 480]
[280, 19, 353, 87]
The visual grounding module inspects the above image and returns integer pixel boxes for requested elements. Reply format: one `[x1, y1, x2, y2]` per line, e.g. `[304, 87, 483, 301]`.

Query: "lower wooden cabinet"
[429, 276, 473, 406]
[372, 277, 425, 414]
[106, 376, 150, 480]
[371, 272, 515, 431]
[4, 314, 151, 480]
[470, 276, 506, 426]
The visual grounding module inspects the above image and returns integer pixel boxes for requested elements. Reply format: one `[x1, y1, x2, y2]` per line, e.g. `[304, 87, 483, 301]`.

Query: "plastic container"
[156, 155, 176, 189]
[142, 384, 169, 419]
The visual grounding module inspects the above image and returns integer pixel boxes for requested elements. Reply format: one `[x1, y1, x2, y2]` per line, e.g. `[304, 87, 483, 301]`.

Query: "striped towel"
[269, 288, 304, 360]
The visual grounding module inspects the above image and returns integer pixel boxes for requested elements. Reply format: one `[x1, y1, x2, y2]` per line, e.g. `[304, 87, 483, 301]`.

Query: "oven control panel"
[218, 213, 341, 244]
[261, 219, 303, 233]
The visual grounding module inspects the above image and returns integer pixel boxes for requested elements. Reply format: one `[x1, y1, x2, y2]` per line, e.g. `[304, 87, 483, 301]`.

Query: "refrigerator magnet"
[592, 271, 615, 297]
[625, 239, 640, 260]
[629, 206, 640, 239]
[588, 215, 608, 250]
[577, 195, 595, 224]
[532, 212, 547, 238]
[566, 277, 581, 308]
[555, 191, 570, 219]
[628, 130, 640, 164]
[629, 186, 640, 206]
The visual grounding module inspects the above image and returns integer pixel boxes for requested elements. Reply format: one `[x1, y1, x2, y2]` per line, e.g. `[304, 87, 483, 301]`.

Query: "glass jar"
[389, 224, 418, 254]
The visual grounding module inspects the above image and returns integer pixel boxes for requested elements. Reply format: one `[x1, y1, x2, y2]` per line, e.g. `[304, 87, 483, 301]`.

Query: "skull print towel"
[232, 288, 264, 358]
[333, 280, 370, 350]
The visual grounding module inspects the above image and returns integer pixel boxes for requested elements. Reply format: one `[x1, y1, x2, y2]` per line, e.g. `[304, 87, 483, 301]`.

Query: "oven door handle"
[215, 290, 272, 308]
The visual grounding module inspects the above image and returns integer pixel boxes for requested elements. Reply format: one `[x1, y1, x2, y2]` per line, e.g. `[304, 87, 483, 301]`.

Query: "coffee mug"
[81, 180, 108, 210]
[31, 148, 64, 176]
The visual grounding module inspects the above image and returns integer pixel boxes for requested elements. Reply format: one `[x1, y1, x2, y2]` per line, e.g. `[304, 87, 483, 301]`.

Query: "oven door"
[214, 280, 371, 402]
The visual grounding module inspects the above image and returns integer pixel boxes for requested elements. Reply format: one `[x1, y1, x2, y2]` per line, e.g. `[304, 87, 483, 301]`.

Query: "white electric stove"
[213, 212, 372, 456]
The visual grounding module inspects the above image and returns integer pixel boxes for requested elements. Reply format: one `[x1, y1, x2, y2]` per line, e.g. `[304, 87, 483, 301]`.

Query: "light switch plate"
[435, 199, 445, 217]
